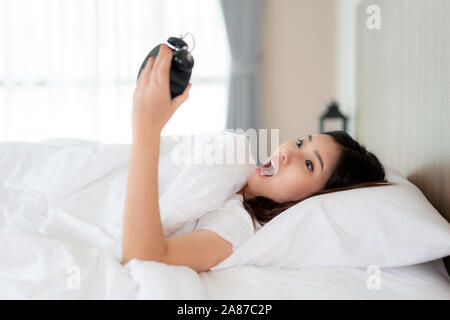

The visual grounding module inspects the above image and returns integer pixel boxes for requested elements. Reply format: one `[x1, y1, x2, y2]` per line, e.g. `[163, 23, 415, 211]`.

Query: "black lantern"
[319, 100, 348, 133]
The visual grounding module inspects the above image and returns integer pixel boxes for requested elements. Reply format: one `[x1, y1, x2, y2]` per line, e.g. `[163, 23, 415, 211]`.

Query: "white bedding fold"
[0, 132, 255, 299]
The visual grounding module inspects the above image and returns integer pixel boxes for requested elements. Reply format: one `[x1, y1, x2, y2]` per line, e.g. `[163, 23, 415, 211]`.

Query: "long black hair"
[243, 130, 390, 228]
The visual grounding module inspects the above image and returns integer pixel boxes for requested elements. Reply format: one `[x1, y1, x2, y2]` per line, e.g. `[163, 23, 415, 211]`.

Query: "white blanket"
[0, 132, 255, 299]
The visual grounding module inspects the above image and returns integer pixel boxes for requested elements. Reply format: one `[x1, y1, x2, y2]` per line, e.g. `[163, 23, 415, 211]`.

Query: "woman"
[121, 45, 387, 273]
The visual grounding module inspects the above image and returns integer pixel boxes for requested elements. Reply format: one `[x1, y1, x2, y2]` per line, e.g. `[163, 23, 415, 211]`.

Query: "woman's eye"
[297, 138, 313, 172]
[306, 160, 313, 172]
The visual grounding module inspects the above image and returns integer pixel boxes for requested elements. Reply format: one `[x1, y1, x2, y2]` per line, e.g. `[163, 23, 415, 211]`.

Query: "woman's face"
[244, 133, 341, 203]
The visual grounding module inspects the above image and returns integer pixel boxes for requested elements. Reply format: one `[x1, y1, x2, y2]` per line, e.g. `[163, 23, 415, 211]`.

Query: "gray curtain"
[220, 0, 265, 132]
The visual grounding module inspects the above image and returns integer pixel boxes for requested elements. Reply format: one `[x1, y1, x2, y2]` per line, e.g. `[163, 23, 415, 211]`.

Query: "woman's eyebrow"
[308, 135, 324, 172]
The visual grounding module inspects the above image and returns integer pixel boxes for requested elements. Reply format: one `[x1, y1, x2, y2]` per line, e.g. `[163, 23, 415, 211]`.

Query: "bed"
[1, 0, 450, 299]
[0, 131, 449, 300]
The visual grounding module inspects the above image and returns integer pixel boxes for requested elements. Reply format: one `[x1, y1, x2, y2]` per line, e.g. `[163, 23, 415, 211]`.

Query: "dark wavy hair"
[243, 130, 391, 228]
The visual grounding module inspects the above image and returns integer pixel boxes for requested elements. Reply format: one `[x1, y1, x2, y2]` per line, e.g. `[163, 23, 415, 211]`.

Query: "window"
[0, 0, 230, 143]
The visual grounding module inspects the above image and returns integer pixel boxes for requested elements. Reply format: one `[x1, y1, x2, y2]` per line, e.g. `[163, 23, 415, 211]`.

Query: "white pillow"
[157, 130, 256, 236]
[211, 164, 450, 270]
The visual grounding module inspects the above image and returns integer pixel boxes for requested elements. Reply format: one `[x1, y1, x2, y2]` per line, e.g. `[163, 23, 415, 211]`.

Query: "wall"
[355, 0, 450, 221]
[260, 0, 337, 146]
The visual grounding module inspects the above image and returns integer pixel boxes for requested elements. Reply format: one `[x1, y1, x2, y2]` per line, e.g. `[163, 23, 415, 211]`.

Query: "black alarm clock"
[137, 33, 195, 98]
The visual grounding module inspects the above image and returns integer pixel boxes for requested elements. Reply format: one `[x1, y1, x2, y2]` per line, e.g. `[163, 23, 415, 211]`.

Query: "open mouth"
[258, 159, 276, 177]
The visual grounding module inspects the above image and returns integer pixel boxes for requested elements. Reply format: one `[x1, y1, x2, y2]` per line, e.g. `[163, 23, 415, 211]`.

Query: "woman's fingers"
[138, 56, 154, 89]
[152, 45, 167, 84]
[157, 47, 172, 86]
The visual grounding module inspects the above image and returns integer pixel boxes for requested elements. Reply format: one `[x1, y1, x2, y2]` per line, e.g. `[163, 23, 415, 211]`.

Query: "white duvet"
[0, 132, 254, 299]
[0, 134, 449, 299]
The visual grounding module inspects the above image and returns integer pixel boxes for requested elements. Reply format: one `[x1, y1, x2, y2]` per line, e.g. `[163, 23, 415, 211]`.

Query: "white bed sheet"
[2, 223, 449, 300]
[199, 259, 450, 300]
[2, 220, 449, 300]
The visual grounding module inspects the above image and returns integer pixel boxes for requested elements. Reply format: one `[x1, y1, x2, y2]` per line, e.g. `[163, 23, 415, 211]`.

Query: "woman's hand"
[132, 44, 192, 139]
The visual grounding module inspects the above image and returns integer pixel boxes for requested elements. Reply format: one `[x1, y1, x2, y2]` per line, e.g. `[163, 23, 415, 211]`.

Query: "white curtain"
[0, 0, 230, 143]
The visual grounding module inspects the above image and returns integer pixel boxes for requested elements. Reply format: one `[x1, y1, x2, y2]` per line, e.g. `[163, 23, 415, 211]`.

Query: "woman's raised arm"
[121, 44, 191, 265]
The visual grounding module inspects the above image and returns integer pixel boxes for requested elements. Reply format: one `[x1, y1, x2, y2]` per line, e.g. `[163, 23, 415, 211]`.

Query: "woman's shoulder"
[194, 192, 256, 249]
